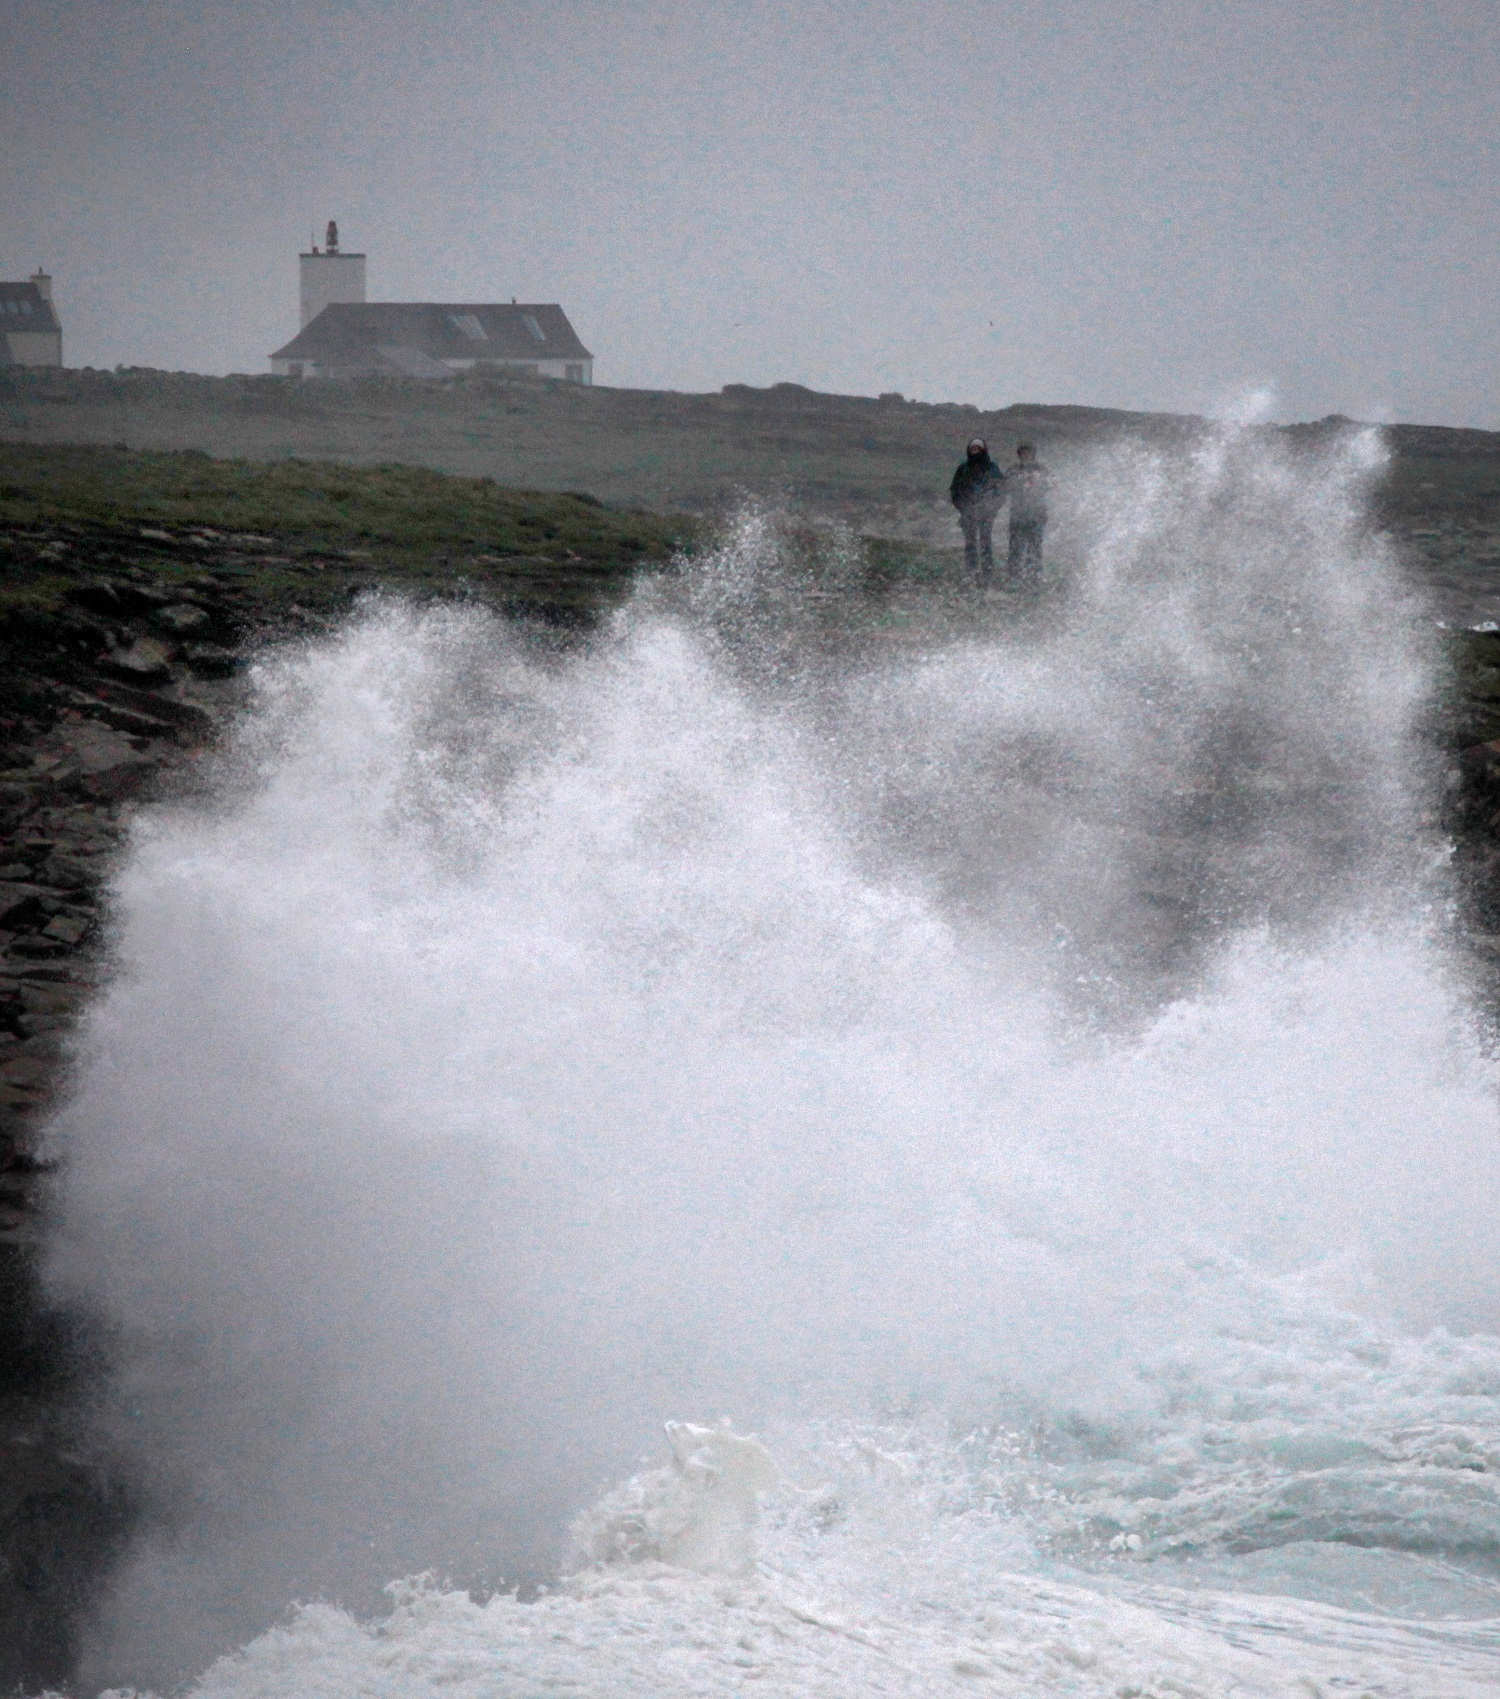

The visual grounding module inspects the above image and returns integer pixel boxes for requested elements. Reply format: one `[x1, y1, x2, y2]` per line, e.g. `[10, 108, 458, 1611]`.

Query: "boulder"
[152, 603, 210, 635]
[0, 1057, 52, 1089]
[7, 939, 68, 961]
[0, 887, 48, 931]
[104, 637, 173, 681]
[183, 642, 239, 677]
[40, 915, 88, 946]
[37, 856, 94, 892]
[84, 679, 213, 734]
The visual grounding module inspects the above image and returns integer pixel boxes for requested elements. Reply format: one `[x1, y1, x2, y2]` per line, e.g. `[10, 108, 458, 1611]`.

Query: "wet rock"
[55, 611, 119, 655]
[37, 854, 94, 891]
[0, 1055, 53, 1089]
[64, 581, 132, 618]
[153, 602, 211, 635]
[7, 938, 70, 961]
[57, 686, 180, 740]
[6, 962, 89, 985]
[104, 636, 174, 681]
[183, 641, 240, 677]
[66, 578, 170, 617]
[83, 679, 213, 735]
[8, 982, 84, 1017]
[0, 882, 48, 923]
[41, 915, 89, 946]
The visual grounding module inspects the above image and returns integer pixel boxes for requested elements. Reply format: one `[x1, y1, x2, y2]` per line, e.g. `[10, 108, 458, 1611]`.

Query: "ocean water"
[43, 422, 1500, 1695]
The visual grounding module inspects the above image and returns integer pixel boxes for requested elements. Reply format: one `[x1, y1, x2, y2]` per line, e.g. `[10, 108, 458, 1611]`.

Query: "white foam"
[49, 422, 1500, 1692]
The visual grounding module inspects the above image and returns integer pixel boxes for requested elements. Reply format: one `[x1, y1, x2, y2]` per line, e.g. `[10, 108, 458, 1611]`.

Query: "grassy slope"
[0, 440, 694, 571]
[3, 368, 1497, 531]
[0, 441, 704, 630]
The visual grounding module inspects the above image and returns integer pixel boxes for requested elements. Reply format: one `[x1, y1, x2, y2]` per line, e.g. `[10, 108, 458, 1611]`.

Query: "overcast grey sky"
[2, 0, 1495, 424]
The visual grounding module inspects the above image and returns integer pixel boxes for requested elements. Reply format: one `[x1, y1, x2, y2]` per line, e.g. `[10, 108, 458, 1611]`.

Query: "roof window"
[449, 313, 487, 341]
[20, 300, 33, 314]
[522, 314, 546, 344]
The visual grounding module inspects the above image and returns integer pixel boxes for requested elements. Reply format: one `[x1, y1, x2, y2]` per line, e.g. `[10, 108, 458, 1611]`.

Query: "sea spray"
[46, 421, 1500, 1691]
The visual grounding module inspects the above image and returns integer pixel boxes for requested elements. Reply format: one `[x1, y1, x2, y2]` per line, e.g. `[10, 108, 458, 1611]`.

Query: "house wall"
[299, 253, 366, 328]
[3, 330, 62, 367]
[443, 357, 592, 383]
[273, 352, 593, 384]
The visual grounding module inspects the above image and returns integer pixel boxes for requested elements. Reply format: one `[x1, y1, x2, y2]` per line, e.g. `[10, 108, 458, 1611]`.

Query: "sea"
[41, 420, 1500, 1696]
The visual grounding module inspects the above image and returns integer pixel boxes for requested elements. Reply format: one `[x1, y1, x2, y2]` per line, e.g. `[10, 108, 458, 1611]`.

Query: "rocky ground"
[0, 537, 262, 1688]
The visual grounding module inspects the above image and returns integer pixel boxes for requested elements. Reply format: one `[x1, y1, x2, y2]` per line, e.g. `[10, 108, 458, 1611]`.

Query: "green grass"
[0, 441, 697, 573]
[4, 369, 1496, 550]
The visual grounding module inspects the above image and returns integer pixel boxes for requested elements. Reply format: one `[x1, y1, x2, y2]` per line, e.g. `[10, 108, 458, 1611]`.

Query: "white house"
[270, 225, 592, 383]
[0, 273, 62, 366]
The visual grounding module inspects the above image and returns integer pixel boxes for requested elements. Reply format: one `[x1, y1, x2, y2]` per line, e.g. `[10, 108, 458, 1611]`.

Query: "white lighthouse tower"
[298, 220, 366, 327]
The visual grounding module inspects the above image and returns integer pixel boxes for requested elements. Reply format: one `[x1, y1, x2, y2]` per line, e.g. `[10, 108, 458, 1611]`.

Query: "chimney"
[30, 270, 52, 302]
[298, 222, 366, 328]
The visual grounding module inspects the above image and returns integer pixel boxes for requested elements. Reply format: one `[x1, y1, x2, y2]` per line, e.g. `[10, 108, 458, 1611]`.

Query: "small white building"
[270, 222, 592, 383]
[0, 272, 62, 367]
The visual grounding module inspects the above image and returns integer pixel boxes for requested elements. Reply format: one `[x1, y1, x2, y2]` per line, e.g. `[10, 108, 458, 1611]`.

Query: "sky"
[1, 0, 1496, 425]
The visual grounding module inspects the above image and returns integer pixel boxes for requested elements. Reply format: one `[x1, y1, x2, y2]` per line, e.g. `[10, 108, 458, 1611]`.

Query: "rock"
[40, 916, 88, 946]
[83, 679, 213, 734]
[0, 887, 48, 931]
[104, 637, 173, 681]
[44, 723, 146, 779]
[58, 688, 179, 740]
[6, 939, 68, 961]
[152, 603, 210, 635]
[183, 642, 239, 677]
[0, 1057, 52, 1089]
[11, 983, 81, 1016]
[36, 856, 94, 892]
[64, 581, 131, 617]
[23, 726, 162, 806]
[66, 578, 170, 617]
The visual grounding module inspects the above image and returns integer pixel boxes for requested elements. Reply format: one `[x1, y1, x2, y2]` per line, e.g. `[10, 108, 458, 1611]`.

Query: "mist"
[4, 1, 1497, 424]
[44, 421, 1500, 1688]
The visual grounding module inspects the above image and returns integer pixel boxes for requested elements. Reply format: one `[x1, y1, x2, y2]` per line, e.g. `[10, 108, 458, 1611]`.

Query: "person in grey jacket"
[949, 438, 1007, 584]
[1007, 443, 1050, 585]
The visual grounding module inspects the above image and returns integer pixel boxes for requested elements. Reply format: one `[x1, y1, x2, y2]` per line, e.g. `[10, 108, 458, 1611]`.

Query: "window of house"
[449, 313, 487, 340]
[565, 364, 583, 383]
[522, 314, 546, 344]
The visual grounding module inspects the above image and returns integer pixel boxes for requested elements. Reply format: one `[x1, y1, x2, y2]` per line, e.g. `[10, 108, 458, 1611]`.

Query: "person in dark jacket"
[949, 438, 1006, 584]
[1007, 443, 1050, 586]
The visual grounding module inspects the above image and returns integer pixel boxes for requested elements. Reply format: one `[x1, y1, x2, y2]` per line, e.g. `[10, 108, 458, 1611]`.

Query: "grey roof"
[0, 282, 61, 333]
[271, 302, 591, 365]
